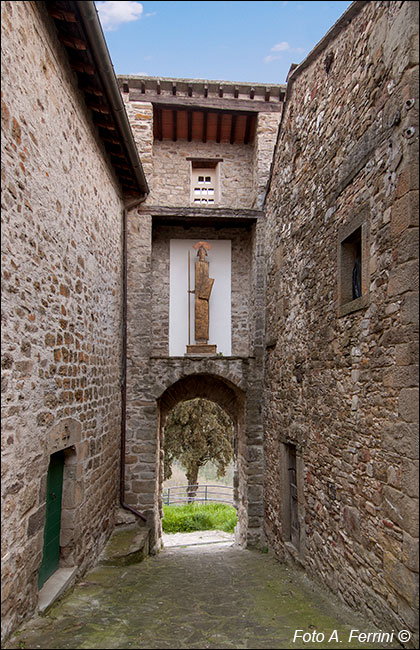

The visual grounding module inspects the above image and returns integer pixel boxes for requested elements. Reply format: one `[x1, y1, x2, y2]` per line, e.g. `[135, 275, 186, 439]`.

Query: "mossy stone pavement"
[6, 530, 403, 650]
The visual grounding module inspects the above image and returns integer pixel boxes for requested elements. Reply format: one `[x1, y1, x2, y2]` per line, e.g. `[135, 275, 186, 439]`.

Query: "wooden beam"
[48, 7, 77, 22]
[204, 85, 208, 98]
[234, 87, 239, 99]
[265, 88, 271, 102]
[58, 34, 87, 50]
[188, 85, 193, 97]
[186, 157, 224, 165]
[250, 88, 255, 99]
[156, 80, 161, 95]
[111, 159, 130, 169]
[216, 114, 222, 143]
[117, 173, 136, 181]
[230, 114, 237, 145]
[79, 85, 103, 96]
[219, 86, 223, 98]
[172, 83, 177, 96]
[244, 115, 252, 145]
[127, 92, 283, 113]
[106, 149, 126, 159]
[93, 119, 116, 130]
[101, 135, 121, 145]
[172, 110, 177, 142]
[87, 102, 110, 114]
[70, 61, 95, 75]
[202, 111, 207, 143]
[187, 111, 192, 142]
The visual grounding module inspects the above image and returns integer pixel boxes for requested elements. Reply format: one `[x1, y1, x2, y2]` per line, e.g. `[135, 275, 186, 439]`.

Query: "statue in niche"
[186, 241, 217, 355]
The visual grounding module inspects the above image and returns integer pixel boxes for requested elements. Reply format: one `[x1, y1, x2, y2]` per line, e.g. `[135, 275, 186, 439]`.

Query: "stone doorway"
[157, 373, 248, 546]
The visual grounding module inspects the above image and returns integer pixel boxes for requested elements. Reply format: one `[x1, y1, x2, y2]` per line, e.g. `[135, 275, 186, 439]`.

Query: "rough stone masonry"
[1, 0, 418, 647]
[263, 0, 419, 642]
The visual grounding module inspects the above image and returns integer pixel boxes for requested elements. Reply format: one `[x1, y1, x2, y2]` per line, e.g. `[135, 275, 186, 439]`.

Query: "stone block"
[383, 550, 418, 606]
[381, 422, 419, 459]
[398, 387, 419, 423]
[27, 505, 46, 538]
[383, 365, 419, 388]
[401, 291, 419, 325]
[397, 227, 419, 264]
[395, 342, 419, 366]
[132, 480, 156, 494]
[383, 486, 419, 537]
[391, 191, 419, 237]
[397, 595, 420, 635]
[387, 260, 419, 298]
[395, 164, 420, 200]
[401, 460, 419, 498]
[402, 532, 419, 573]
[342, 506, 361, 541]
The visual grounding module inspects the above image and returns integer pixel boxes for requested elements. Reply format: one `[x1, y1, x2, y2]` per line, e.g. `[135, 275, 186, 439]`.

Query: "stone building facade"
[1, 0, 418, 645]
[263, 0, 419, 640]
[1, 0, 148, 640]
[119, 76, 283, 549]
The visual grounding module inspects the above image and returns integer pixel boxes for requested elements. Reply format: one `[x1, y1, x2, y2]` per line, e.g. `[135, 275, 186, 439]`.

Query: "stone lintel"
[140, 205, 264, 221]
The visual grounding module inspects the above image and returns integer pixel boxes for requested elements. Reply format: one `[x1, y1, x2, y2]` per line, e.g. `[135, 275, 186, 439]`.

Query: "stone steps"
[99, 524, 150, 567]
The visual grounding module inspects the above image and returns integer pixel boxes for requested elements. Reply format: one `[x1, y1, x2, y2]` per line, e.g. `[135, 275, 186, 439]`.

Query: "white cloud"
[263, 41, 306, 63]
[96, 1, 143, 31]
[271, 41, 291, 52]
[264, 54, 282, 64]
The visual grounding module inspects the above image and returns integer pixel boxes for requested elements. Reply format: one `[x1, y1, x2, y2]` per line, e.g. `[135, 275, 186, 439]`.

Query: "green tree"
[164, 398, 234, 501]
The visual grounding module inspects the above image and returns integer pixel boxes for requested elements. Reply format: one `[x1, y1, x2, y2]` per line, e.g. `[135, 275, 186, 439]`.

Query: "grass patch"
[162, 502, 237, 534]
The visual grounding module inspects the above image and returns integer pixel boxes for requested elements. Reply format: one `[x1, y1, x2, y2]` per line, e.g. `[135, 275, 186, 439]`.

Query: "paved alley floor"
[6, 536, 403, 650]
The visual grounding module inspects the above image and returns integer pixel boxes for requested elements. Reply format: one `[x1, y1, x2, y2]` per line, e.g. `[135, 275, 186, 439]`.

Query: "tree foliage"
[163, 398, 234, 498]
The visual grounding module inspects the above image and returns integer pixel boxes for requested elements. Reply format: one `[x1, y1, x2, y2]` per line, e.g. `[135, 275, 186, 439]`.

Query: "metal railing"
[162, 484, 234, 506]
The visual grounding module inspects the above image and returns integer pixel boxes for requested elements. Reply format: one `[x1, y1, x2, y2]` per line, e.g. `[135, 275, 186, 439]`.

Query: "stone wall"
[125, 204, 266, 550]
[121, 73, 274, 550]
[149, 140, 254, 208]
[122, 94, 279, 210]
[252, 112, 282, 209]
[1, 2, 125, 639]
[264, 0, 418, 641]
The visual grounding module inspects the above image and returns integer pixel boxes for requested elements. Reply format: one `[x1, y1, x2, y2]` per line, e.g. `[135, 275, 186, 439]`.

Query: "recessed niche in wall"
[169, 239, 231, 356]
[337, 209, 369, 317]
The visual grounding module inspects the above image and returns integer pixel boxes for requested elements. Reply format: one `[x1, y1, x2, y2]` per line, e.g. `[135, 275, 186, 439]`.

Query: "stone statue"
[186, 241, 217, 354]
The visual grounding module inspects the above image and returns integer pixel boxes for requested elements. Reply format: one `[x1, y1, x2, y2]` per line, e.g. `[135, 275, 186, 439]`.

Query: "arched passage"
[157, 373, 249, 545]
[159, 373, 243, 425]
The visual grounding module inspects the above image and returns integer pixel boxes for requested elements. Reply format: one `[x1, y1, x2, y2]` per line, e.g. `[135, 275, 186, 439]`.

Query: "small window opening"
[189, 160, 221, 206]
[340, 226, 362, 305]
[287, 444, 299, 550]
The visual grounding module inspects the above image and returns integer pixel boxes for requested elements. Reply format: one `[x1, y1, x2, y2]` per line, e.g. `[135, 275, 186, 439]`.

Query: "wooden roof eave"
[45, 0, 149, 199]
[129, 92, 283, 114]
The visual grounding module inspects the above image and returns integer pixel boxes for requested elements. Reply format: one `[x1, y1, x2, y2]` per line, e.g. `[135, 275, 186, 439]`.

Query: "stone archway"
[158, 373, 248, 545]
[125, 358, 265, 553]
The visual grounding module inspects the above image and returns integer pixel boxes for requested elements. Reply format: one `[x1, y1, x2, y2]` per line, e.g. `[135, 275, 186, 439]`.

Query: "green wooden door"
[38, 451, 64, 589]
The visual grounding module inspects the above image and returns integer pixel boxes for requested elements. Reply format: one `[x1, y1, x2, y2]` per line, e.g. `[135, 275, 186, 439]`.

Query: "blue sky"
[96, 1, 352, 84]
